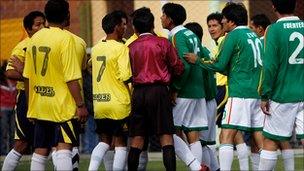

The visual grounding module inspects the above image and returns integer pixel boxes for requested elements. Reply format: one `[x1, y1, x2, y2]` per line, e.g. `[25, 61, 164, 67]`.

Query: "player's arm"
[62, 36, 88, 122]
[259, 26, 279, 114]
[184, 34, 233, 73]
[6, 52, 25, 81]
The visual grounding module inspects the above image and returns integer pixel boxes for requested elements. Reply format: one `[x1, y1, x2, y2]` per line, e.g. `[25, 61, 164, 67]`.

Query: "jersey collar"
[233, 26, 249, 31]
[169, 25, 186, 37]
[277, 16, 300, 22]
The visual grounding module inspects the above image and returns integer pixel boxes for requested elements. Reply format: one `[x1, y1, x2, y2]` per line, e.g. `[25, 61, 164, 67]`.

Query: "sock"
[251, 152, 260, 171]
[138, 151, 148, 171]
[2, 149, 22, 171]
[173, 135, 201, 170]
[128, 147, 142, 171]
[88, 142, 110, 171]
[219, 144, 234, 171]
[258, 150, 278, 171]
[30, 153, 48, 171]
[113, 147, 128, 171]
[103, 150, 114, 171]
[162, 145, 176, 171]
[282, 149, 294, 171]
[236, 143, 249, 170]
[55, 150, 73, 170]
[51, 150, 57, 170]
[208, 145, 219, 171]
[201, 145, 211, 167]
[72, 147, 79, 171]
[189, 141, 203, 163]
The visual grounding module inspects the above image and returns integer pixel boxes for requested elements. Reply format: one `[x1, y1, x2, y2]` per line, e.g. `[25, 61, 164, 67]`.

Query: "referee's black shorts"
[129, 84, 175, 137]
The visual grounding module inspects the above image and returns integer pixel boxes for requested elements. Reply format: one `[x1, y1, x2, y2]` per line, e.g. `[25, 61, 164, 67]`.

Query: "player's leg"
[55, 119, 81, 171]
[30, 120, 54, 171]
[159, 134, 176, 171]
[2, 90, 33, 171]
[112, 118, 128, 171]
[138, 138, 149, 171]
[128, 136, 145, 171]
[220, 97, 251, 171]
[278, 141, 294, 171]
[234, 132, 249, 171]
[259, 101, 298, 170]
[89, 119, 112, 171]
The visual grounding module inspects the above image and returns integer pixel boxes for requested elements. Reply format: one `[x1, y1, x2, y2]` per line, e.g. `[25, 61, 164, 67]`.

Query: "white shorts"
[173, 98, 208, 131]
[200, 99, 217, 145]
[263, 101, 304, 141]
[221, 97, 264, 131]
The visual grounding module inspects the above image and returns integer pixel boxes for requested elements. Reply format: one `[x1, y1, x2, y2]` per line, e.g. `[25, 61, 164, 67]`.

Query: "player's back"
[91, 39, 131, 120]
[172, 28, 206, 98]
[24, 27, 81, 122]
[222, 26, 262, 99]
[264, 17, 304, 102]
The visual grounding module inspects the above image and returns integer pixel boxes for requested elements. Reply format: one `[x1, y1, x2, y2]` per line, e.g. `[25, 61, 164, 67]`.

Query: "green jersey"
[260, 16, 304, 103]
[201, 46, 217, 100]
[170, 26, 205, 98]
[197, 26, 262, 99]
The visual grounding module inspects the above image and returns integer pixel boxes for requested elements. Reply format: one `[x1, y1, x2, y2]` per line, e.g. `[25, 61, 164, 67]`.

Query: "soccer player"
[184, 3, 264, 170]
[2, 11, 45, 171]
[184, 22, 219, 171]
[259, 0, 304, 170]
[128, 7, 184, 171]
[23, 0, 88, 170]
[161, 3, 208, 170]
[250, 14, 271, 41]
[51, 13, 88, 171]
[207, 12, 251, 171]
[88, 10, 131, 171]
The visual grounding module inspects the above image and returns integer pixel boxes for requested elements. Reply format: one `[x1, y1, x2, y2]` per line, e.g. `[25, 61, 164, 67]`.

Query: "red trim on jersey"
[227, 98, 233, 124]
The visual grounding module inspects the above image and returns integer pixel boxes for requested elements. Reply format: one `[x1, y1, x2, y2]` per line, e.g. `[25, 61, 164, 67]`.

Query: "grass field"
[0, 153, 303, 170]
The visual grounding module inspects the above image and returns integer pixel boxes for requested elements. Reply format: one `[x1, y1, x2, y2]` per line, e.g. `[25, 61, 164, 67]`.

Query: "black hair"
[271, 0, 296, 14]
[184, 22, 203, 42]
[162, 3, 186, 26]
[45, 0, 69, 24]
[222, 2, 248, 26]
[132, 7, 154, 34]
[207, 12, 223, 26]
[102, 10, 127, 34]
[23, 11, 45, 31]
[251, 14, 271, 30]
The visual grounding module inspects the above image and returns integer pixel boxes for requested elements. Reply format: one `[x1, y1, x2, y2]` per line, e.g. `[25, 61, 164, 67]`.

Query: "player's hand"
[261, 100, 270, 115]
[10, 55, 24, 74]
[76, 106, 88, 123]
[170, 91, 178, 106]
[183, 53, 198, 64]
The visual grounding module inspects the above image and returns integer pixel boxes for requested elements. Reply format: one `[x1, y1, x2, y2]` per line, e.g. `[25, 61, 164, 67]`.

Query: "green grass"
[1, 155, 303, 170]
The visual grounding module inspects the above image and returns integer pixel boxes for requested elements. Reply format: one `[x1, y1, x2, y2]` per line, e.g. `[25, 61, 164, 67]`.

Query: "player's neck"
[48, 23, 65, 29]
[106, 33, 120, 41]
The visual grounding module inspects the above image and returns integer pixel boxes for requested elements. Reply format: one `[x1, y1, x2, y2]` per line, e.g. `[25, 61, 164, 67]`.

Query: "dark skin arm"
[5, 55, 24, 81]
[67, 80, 88, 123]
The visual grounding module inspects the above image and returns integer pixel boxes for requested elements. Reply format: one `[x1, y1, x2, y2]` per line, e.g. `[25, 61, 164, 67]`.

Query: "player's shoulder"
[64, 30, 86, 46]
[14, 37, 30, 50]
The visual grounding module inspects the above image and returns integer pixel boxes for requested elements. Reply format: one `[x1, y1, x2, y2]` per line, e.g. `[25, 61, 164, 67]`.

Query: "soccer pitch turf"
[1, 153, 303, 170]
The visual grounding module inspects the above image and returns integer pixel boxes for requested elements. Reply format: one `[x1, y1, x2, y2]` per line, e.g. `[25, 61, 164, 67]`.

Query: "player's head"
[45, 0, 70, 25]
[131, 7, 154, 34]
[184, 22, 203, 42]
[271, 0, 296, 15]
[207, 12, 224, 41]
[250, 14, 271, 37]
[222, 2, 248, 32]
[102, 10, 127, 38]
[161, 3, 186, 30]
[23, 11, 45, 37]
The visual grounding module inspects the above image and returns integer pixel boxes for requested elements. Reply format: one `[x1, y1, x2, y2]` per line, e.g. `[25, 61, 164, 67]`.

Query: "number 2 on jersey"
[32, 46, 51, 76]
[97, 56, 106, 82]
[288, 32, 304, 64]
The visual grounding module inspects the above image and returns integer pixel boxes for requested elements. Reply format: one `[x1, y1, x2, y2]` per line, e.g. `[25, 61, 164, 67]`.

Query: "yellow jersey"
[92, 39, 131, 120]
[23, 27, 82, 122]
[214, 36, 228, 86]
[65, 30, 87, 97]
[6, 37, 30, 90]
